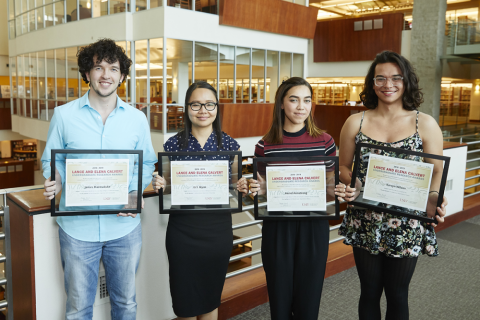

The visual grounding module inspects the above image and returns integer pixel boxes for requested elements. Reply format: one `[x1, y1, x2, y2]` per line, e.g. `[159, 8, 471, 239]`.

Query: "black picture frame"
[253, 156, 341, 220]
[158, 151, 243, 214]
[51, 149, 143, 217]
[349, 143, 450, 223]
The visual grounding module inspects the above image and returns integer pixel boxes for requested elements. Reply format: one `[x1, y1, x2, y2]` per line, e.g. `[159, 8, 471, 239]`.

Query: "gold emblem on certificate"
[170, 160, 230, 205]
[266, 165, 327, 211]
[65, 159, 130, 207]
[363, 154, 434, 211]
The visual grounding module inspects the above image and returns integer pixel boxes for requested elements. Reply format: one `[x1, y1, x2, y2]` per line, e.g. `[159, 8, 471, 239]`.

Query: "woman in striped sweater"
[237, 77, 346, 320]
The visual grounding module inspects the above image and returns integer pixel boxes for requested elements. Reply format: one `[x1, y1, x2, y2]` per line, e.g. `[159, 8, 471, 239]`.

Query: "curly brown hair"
[360, 51, 423, 110]
[77, 38, 132, 85]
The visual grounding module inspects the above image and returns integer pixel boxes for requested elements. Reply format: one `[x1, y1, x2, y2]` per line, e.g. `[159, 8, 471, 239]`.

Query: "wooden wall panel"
[7, 198, 36, 320]
[314, 13, 404, 62]
[219, 0, 318, 39]
[313, 104, 367, 147]
[0, 160, 35, 189]
[219, 103, 274, 139]
[0, 106, 12, 130]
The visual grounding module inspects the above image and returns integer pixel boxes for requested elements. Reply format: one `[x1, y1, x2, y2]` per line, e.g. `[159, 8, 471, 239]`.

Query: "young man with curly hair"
[41, 39, 157, 319]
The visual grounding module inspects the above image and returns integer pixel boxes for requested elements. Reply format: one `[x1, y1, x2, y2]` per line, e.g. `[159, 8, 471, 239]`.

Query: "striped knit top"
[254, 126, 336, 173]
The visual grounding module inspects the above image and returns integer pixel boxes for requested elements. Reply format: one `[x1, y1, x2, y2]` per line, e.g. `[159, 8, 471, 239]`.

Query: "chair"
[195, 0, 202, 11]
[180, 0, 190, 9]
[167, 106, 184, 130]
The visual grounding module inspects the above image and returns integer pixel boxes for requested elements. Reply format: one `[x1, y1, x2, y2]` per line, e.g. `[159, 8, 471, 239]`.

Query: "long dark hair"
[360, 51, 423, 110]
[178, 81, 222, 150]
[263, 77, 324, 144]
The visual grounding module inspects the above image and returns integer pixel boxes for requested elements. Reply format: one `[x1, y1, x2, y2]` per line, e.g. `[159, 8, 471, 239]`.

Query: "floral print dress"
[338, 111, 438, 258]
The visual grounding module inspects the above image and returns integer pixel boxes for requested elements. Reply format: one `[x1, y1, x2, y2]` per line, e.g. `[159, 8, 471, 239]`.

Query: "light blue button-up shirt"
[41, 91, 157, 242]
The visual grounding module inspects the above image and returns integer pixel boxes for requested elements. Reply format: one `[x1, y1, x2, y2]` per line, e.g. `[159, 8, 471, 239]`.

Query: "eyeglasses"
[188, 102, 217, 111]
[373, 76, 404, 87]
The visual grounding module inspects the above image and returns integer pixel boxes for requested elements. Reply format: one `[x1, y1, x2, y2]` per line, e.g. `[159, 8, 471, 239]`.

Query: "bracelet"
[429, 191, 439, 194]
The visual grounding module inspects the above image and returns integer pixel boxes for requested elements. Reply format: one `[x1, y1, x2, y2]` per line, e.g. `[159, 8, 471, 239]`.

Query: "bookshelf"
[11, 140, 38, 169]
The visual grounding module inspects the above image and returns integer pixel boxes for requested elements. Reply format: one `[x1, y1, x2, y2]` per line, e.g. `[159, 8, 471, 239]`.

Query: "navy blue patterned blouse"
[164, 131, 240, 154]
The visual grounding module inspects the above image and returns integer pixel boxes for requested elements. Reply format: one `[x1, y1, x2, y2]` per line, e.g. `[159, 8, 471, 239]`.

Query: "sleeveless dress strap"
[416, 111, 419, 133]
[358, 111, 366, 134]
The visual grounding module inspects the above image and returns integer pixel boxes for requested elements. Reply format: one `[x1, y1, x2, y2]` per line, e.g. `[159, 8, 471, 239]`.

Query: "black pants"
[353, 247, 418, 320]
[261, 219, 329, 320]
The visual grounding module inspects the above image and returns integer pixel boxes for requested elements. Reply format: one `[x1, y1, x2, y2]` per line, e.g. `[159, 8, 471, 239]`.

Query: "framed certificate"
[350, 143, 450, 223]
[158, 151, 242, 214]
[253, 156, 341, 220]
[51, 149, 143, 216]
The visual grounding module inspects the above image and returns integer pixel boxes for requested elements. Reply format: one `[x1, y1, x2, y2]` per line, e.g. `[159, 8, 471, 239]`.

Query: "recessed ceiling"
[309, 0, 474, 20]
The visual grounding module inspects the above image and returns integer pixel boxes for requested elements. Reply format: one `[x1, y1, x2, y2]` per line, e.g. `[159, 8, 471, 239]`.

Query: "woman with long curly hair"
[339, 51, 448, 320]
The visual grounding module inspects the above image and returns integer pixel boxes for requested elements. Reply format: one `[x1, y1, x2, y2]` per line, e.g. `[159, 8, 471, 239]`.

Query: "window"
[31, 53, 39, 119]
[195, 42, 218, 90]
[135, 39, 148, 113]
[266, 51, 279, 103]
[252, 49, 265, 103]
[67, 46, 79, 101]
[46, 50, 56, 120]
[148, 38, 163, 131]
[55, 1, 66, 24]
[219, 45, 234, 103]
[280, 52, 291, 83]
[166, 39, 192, 132]
[57, 48, 67, 106]
[292, 53, 303, 78]
[111, 0, 128, 14]
[92, 0, 108, 17]
[236, 47, 250, 103]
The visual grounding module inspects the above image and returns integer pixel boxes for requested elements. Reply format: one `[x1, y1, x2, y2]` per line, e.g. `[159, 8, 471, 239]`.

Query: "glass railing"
[447, 22, 480, 48]
[8, 0, 146, 39]
[165, 0, 218, 14]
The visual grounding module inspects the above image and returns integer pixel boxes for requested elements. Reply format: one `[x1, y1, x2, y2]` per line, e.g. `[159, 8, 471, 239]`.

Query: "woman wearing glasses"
[339, 51, 448, 320]
[152, 81, 240, 320]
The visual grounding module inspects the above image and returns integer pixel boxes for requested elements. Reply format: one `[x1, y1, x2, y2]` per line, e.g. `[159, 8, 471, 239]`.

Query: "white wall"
[0, 0, 9, 57]
[0, 129, 31, 141]
[11, 115, 50, 142]
[443, 146, 467, 215]
[0, 55, 9, 77]
[236, 136, 263, 157]
[0, 0, 9, 78]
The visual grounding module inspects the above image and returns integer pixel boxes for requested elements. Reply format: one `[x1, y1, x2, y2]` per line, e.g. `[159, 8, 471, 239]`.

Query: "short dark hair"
[263, 77, 324, 144]
[360, 51, 423, 110]
[178, 81, 222, 150]
[77, 38, 132, 85]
